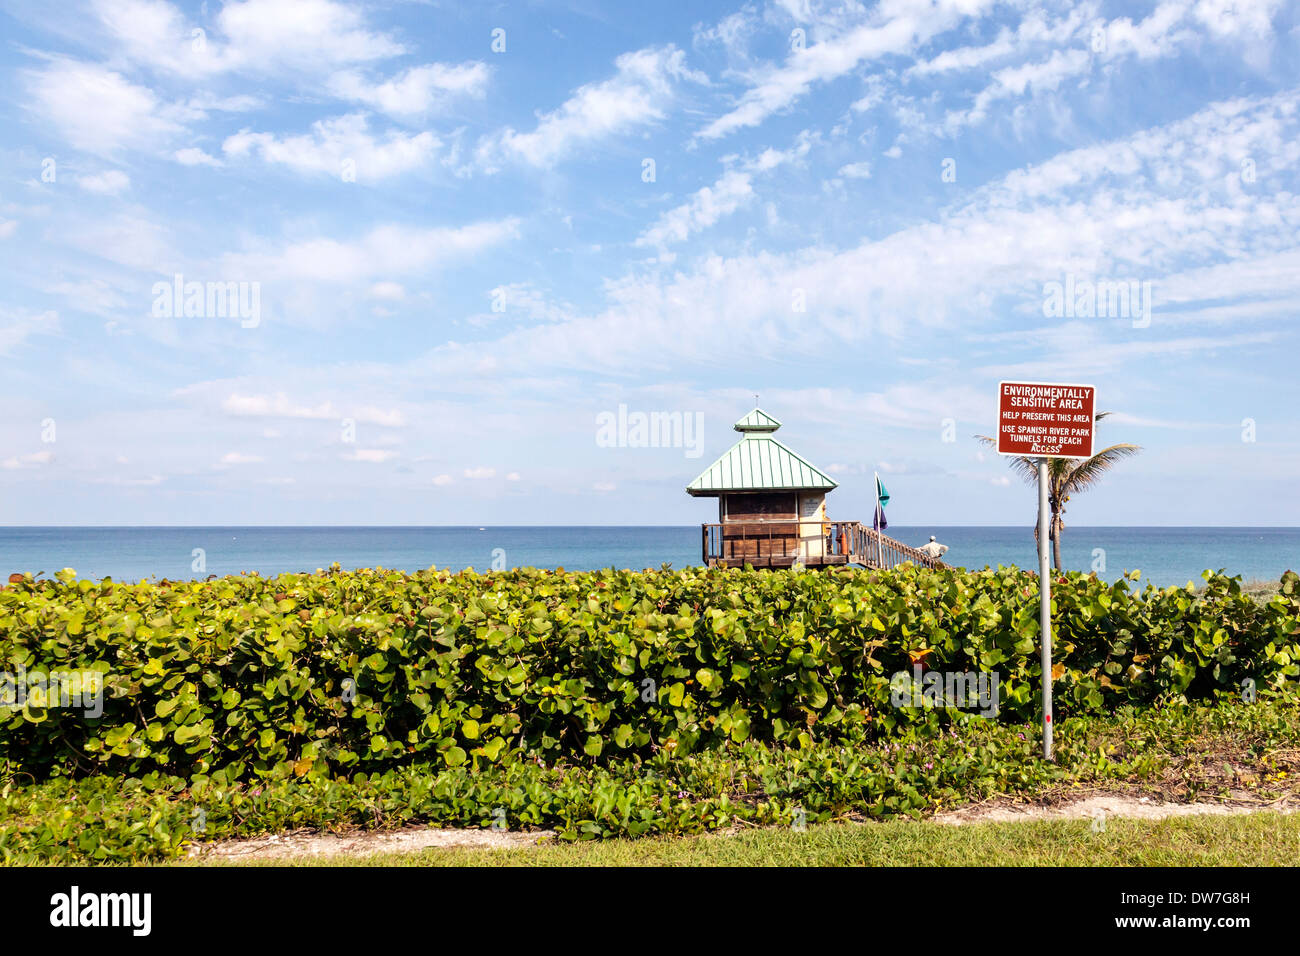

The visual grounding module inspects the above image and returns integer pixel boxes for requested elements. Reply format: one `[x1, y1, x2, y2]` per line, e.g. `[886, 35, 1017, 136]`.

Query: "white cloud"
[219, 392, 405, 426]
[1193, 0, 1285, 39]
[369, 281, 406, 301]
[1104, 1, 1201, 59]
[222, 393, 334, 419]
[328, 62, 490, 117]
[463, 466, 496, 479]
[91, 473, 165, 487]
[636, 169, 755, 248]
[77, 170, 131, 194]
[174, 147, 224, 167]
[697, 0, 996, 140]
[343, 449, 397, 462]
[475, 283, 575, 324]
[0, 308, 60, 354]
[947, 48, 1091, 130]
[0, 220, 17, 239]
[837, 161, 872, 179]
[93, 0, 404, 76]
[693, 8, 761, 62]
[90, 0, 198, 73]
[432, 474, 453, 486]
[357, 406, 407, 427]
[909, 5, 1093, 77]
[479, 45, 705, 168]
[65, 214, 176, 271]
[223, 113, 438, 181]
[186, 93, 264, 113]
[747, 129, 816, 171]
[216, 0, 403, 67]
[224, 219, 520, 283]
[976, 88, 1300, 208]
[1, 451, 54, 470]
[636, 131, 814, 249]
[910, 29, 1019, 76]
[21, 58, 184, 154]
[219, 452, 263, 465]
[938, 2, 1286, 132]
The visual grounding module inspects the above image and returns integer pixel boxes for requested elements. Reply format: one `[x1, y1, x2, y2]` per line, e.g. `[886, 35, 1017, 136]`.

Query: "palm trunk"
[1051, 515, 1062, 571]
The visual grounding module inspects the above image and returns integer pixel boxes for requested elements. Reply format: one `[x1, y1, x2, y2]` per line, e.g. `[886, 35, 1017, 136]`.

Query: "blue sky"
[1, 0, 1297, 527]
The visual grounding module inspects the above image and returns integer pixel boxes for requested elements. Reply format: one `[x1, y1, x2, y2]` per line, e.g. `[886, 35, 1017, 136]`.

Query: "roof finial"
[734, 407, 781, 433]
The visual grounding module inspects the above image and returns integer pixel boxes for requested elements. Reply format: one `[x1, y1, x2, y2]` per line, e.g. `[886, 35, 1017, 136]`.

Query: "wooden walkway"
[702, 520, 945, 570]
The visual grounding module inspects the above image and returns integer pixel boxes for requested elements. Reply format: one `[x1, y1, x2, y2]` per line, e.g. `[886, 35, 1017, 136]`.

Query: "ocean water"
[1, 526, 1296, 590]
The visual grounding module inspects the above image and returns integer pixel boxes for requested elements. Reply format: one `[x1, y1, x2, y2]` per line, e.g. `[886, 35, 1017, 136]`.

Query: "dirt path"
[932, 793, 1297, 826]
[190, 825, 554, 861]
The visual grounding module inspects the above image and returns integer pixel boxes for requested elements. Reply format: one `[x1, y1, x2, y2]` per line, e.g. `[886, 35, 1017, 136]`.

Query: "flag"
[874, 475, 889, 531]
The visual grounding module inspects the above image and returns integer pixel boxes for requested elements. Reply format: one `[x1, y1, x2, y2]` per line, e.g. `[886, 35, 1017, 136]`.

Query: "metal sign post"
[1037, 458, 1053, 761]
[996, 381, 1096, 762]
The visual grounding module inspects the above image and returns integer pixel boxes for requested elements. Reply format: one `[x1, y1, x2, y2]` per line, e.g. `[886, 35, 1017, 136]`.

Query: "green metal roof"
[687, 409, 838, 496]
[733, 408, 782, 432]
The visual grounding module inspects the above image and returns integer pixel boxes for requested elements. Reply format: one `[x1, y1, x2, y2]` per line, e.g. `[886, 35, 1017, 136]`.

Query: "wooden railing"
[851, 524, 946, 569]
[702, 519, 802, 564]
[701, 519, 944, 569]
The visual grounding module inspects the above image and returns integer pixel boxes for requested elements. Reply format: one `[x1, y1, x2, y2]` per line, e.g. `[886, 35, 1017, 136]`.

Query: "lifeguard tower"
[687, 408, 944, 570]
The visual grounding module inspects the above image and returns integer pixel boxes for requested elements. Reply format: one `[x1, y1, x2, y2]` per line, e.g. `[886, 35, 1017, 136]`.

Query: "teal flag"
[874, 475, 889, 532]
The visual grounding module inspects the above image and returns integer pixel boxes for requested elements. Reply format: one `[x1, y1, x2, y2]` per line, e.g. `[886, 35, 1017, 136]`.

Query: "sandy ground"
[190, 825, 555, 861]
[189, 792, 1295, 861]
[932, 793, 1297, 826]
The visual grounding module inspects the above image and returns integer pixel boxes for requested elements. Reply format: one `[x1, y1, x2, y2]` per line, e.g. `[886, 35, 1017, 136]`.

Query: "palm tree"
[975, 413, 1141, 571]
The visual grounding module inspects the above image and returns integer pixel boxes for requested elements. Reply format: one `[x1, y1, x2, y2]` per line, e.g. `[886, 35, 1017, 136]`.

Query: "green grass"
[200, 813, 1300, 867]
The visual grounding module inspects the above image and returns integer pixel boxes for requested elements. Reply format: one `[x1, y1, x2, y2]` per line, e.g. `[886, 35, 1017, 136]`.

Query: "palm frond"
[1007, 456, 1042, 485]
[1064, 444, 1142, 494]
[1048, 457, 1074, 496]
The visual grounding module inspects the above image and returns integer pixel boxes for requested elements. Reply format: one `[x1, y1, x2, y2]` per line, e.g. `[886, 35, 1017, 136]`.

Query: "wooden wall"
[720, 492, 799, 559]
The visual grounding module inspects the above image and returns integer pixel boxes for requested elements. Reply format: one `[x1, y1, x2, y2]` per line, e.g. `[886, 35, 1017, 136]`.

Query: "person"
[917, 535, 948, 559]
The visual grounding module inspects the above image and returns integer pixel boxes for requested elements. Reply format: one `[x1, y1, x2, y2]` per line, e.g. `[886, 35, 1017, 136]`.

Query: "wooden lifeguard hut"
[687, 408, 944, 570]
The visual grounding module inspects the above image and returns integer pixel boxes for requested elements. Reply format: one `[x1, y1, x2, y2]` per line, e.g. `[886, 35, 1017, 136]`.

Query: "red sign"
[996, 381, 1096, 459]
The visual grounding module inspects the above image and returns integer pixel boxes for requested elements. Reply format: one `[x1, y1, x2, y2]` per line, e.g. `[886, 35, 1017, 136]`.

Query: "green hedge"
[2, 565, 1297, 782]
